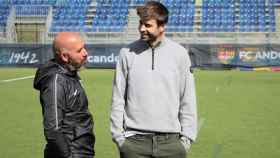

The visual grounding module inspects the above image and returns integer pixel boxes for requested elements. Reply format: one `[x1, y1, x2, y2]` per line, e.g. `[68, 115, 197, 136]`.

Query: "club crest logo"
[217, 48, 236, 64]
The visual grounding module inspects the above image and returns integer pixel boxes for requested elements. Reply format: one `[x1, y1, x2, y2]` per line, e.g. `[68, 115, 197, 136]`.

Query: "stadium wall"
[0, 44, 280, 70]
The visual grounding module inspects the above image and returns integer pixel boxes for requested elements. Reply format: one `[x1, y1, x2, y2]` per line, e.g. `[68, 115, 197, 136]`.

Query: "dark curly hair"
[136, 1, 169, 26]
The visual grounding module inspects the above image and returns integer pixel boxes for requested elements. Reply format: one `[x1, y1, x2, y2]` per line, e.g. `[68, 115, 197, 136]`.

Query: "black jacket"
[34, 59, 94, 158]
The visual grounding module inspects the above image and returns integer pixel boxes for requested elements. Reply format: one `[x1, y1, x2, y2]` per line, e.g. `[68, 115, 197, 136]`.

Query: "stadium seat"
[0, 0, 277, 33]
[201, 0, 236, 32]
[0, 3, 11, 27]
[201, 0, 276, 32]
[50, 0, 89, 32]
[15, 5, 49, 16]
[162, 0, 195, 32]
[91, 0, 129, 32]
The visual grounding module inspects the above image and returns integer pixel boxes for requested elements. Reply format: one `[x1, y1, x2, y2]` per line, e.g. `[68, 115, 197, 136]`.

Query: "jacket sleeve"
[179, 48, 198, 142]
[40, 74, 71, 157]
[110, 48, 128, 145]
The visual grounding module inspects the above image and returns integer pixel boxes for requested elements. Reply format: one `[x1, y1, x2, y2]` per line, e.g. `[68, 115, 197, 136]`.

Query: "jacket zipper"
[152, 48, 155, 70]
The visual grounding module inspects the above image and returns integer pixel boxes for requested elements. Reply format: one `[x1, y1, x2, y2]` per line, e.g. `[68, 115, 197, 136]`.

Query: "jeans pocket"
[118, 139, 127, 150]
[128, 134, 146, 141]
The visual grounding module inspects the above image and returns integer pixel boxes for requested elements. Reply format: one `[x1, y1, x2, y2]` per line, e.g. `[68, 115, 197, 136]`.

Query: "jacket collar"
[52, 58, 78, 77]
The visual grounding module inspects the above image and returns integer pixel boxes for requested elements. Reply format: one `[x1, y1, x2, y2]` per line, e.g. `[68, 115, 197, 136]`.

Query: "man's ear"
[60, 51, 69, 63]
[159, 25, 165, 33]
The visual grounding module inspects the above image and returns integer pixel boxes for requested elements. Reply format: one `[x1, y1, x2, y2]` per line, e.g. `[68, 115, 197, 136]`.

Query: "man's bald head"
[52, 32, 88, 70]
[53, 32, 83, 56]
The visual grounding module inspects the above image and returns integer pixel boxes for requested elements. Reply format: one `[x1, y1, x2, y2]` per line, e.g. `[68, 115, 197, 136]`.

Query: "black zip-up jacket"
[34, 59, 94, 158]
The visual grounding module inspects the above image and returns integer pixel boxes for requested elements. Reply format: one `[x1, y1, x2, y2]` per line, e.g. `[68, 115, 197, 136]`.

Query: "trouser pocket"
[71, 133, 95, 157]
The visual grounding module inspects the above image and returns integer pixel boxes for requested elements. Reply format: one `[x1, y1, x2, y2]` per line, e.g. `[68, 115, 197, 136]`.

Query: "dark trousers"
[44, 134, 95, 158]
[119, 134, 187, 158]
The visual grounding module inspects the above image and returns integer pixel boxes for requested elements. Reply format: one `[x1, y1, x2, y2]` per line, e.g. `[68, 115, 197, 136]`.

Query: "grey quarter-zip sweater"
[110, 37, 198, 145]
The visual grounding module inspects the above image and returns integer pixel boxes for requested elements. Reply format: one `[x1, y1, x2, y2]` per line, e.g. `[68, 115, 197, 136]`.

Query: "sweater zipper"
[152, 48, 155, 70]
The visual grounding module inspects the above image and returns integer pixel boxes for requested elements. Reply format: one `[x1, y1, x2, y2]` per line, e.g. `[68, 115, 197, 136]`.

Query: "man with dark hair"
[110, 1, 198, 158]
[34, 32, 95, 158]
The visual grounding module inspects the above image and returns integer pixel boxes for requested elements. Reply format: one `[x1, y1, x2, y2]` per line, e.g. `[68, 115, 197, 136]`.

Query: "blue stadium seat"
[0, 3, 11, 27]
[15, 5, 49, 16]
[92, 0, 129, 32]
[162, 0, 195, 32]
[50, 0, 89, 32]
[201, 0, 276, 32]
[201, 0, 236, 32]
[11, 0, 57, 5]
[238, 0, 272, 32]
[1, 0, 277, 33]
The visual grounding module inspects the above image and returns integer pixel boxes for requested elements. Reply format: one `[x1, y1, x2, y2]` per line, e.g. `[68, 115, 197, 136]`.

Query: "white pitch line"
[0, 75, 34, 83]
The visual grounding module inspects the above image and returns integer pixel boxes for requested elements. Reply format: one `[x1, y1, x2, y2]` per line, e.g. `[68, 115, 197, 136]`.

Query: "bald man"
[34, 32, 95, 158]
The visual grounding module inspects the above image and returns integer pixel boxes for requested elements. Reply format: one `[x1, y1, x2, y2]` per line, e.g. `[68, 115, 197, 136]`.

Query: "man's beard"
[67, 58, 86, 71]
[140, 32, 157, 43]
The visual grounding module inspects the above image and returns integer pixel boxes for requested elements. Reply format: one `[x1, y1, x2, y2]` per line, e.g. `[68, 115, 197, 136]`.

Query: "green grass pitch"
[0, 68, 279, 158]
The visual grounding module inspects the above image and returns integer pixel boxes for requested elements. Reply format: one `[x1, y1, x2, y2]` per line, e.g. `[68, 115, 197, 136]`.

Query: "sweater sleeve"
[179, 48, 198, 142]
[110, 48, 128, 144]
[40, 74, 71, 157]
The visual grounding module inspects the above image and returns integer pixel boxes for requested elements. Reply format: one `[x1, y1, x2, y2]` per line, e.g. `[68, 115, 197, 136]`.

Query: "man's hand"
[180, 136, 192, 152]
